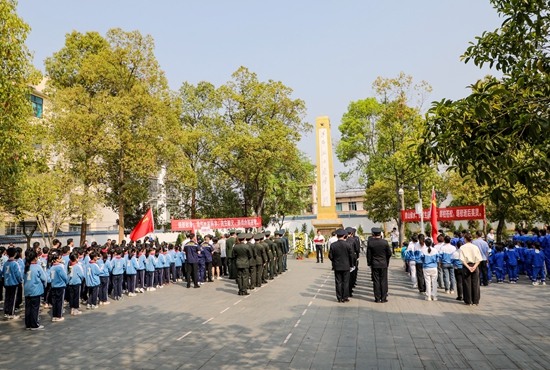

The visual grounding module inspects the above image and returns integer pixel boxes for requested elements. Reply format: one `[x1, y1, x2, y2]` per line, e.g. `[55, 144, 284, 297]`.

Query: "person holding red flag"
[129, 208, 154, 241]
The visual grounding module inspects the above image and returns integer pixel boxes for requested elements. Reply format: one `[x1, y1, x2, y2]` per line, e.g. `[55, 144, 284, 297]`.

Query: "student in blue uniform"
[202, 237, 215, 283]
[126, 249, 138, 296]
[24, 250, 47, 330]
[162, 247, 172, 285]
[505, 243, 519, 283]
[14, 248, 24, 312]
[67, 253, 85, 315]
[174, 246, 184, 282]
[155, 248, 165, 288]
[197, 241, 206, 285]
[3, 248, 22, 319]
[136, 247, 146, 293]
[0, 246, 6, 304]
[97, 250, 112, 305]
[145, 248, 157, 291]
[86, 251, 101, 309]
[492, 245, 506, 283]
[50, 251, 69, 322]
[451, 242, 464, 301]
[421, 238, 441, 301]
[524, 241, 534, 281]
[532, 242, 546, 286]
[111, 248, 126, 300]
[168, 244, 177, 283]
[439, 235, 457, 294]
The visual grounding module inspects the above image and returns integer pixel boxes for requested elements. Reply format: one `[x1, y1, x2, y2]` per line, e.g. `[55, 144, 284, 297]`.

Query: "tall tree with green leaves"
[0, 0, 41, 211]
[420, 1, 550, 203]
[337, 73, 439, 246]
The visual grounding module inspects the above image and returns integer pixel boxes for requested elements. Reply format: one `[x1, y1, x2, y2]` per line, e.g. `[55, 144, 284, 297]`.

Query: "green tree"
[420, 1, 550, 202]
[0, 0, 41, 210]
[213, 67, 312, 219]
[337, 73, 438, 247]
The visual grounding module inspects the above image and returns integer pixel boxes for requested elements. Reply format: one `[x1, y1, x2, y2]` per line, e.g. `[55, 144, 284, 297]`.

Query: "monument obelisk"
[311, 116, 343, 234]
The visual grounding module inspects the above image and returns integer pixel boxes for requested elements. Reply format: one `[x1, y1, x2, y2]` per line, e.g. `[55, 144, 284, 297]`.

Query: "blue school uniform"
[175, 251, 183, 267]
[50, 263, 69, 288]
[146, 254, 157, 271]
[85, 261, 101, 287]
[532, 250, 546, 283]
[524, 248, 534, 279]
[505, 248, 519, 282]
[492, 251, 506, 282]
[126, 256, 138, 275]
[62, 254, 70, 271]
[138, 254, 147, 270]
[24, 263, 47, 297]
[111, 256, 126, 275]
[3, 259, 22, 286]
[68, 263, 85, 286]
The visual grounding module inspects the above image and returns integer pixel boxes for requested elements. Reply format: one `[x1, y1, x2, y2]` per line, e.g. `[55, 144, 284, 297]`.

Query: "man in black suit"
[329, 229, 355, 303]
[367, 228, 392, 303]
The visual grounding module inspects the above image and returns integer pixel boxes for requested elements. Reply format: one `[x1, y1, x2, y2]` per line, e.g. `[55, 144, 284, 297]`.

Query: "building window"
[336, 203, 342, 211]
[69, 223, 89, 232]
[349, 202, 357, 211]
[5, 222, 23, 235]
[31, 94, 43, 118]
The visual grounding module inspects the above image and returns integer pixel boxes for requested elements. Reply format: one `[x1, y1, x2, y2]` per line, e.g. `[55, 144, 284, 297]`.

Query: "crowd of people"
[402, 226, 550, 306]
[0, 229, 290, 331]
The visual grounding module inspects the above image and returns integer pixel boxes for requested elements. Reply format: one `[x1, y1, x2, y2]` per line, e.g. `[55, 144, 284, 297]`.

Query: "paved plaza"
[2, 257, 550, 369]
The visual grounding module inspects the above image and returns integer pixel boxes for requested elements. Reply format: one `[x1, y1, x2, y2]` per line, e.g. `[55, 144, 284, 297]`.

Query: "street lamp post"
[398, 187, 405, 249]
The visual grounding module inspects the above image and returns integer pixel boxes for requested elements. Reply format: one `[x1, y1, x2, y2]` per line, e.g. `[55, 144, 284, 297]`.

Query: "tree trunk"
[496, 216, 505, 243]
[118, 161, 125, 244]
[79, 214, 87, 247]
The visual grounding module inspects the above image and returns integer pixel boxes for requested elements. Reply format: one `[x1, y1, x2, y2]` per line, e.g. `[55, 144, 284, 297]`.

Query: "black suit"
[329, 239, 354, 302]
[367, 237, 392, 302]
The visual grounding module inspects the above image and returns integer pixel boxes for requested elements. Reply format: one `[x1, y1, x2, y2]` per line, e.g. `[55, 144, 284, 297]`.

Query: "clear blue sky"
[18, 0, 502, 190]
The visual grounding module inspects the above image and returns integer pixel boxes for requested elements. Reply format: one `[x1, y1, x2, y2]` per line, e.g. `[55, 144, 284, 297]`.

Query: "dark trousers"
[155, 268, 163, 286]
[99, 276, 109, 302]
[175, 266, 182, 280]
[278, 256, 283, 274]
[334, 270, 350, 302]
[479, 260, 489, 286]
[283, 254, 288, 271]
[137, 270, 145, 289]
[163, 267, 170, 284]
[87, 285, 99, 305]
[462, 265, 480, 304]
[112, 274, 123, 298]
[0, 277, 4, 301]
[186, 263, 198, 287]
[229, 258, 236, 279]
[170, 263, 176, 282]
[372, 267, 388, 302]
[145, 271, 155, 288]
[15, 283, 22, 309]
[25, 295, 41, 328]
[51, 287, 65, 318]
[126, 274, 136, 293]
[80, 280, 87, 301]
[205, 262, 213, 282]
[316, 245, 323, 262]
[221, 257, 228, 276]
[237, 268, 249, 293]
[256, 264, 263, 287]
[4, 285, 17, 315]
[68, 284, 81, 309]
[262, 262, 268, 282]
[416, 263, 426, 293]
[455, 268, 464, 299]
[249, 264, 256, 288]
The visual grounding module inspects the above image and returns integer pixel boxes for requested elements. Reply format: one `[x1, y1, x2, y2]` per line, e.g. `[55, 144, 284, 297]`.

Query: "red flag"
[129, 207, 154, 241]
[430, 188, 438, 241]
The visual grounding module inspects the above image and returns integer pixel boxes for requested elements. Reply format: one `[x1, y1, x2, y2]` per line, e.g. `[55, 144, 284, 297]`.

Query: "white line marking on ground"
[202, 317, 214, 325]
[313, 294, 317, 299]
[317, 288, 321, 292]
[302, 309, 307, 316]
[244, 294, 251, 298]
[321, 284, 324, 287]
[294, 319, 301, 327]
[234, 300, 242, 305]
[220, 307, 230, 314]
[177, 331, 192, 341]
[308, 301, 312, 307]
[283, 333, 292, 344]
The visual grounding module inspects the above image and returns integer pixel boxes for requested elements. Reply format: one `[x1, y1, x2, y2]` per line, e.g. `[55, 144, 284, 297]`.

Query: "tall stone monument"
[311, 116, 343, 234]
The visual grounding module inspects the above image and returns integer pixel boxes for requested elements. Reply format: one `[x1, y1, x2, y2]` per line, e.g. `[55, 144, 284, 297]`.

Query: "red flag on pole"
[430, 188, 438, 241]
[129, 207, 154, 241]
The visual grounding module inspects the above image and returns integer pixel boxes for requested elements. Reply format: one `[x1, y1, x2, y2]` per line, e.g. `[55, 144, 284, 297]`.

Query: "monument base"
[312, 218, 343, 235]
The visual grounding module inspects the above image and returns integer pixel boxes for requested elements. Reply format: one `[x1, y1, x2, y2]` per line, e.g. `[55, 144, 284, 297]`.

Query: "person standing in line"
[366, 228, 392, 303]
[314, 230, 325, 263]
[329, 229, 354, 303]
[415, 235, 427, 295]
[219, 234, 228, 277]
[451, 242, 464, 301]
[281, 229, 289, 272]
[233, 233, 252, 295]
[421, 238, 441, 301]
[471, 231, 490, 286]
[184, 236, 200, 289]
[226, 230, 237, 280]
[405, 234, 419, 289]
[23, 250, 47, 330]
[50, 252, 69, 322]
[459, 233, 482, 306]
[328, 231, 337, 251]
[440, 235, 457, 294]
[390, 227, 399, 257]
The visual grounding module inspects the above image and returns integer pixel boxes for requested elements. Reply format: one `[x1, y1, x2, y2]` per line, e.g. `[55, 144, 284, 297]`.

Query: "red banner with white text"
[171, 217, 262, 231]
[401, 205, 485, 223]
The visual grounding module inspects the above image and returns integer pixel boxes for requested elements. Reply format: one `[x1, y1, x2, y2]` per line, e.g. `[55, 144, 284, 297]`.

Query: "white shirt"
[219, 239, 227, 258]
[328, 236, 338, 249]
[390, 231, 399, 243]
[434, 242, 444, 252]
[487, 233, 495, 242]
[314, 234, 325, 245]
